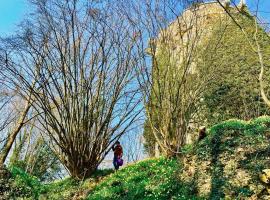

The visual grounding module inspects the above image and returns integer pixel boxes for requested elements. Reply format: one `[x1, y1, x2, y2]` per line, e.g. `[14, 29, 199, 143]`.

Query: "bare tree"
[1, 0, 142, 179]
[121, 0, 227, 156]
[0, 91, 15, 139]
[122, 127, 145, 163]
[0, 97, 32, 167]
[0, 52, 33, 167]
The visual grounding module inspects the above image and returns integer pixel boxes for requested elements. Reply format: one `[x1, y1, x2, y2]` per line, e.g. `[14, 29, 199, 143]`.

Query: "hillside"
[2, 116, 270, 199]
[88, 116, 270, 199]
[180, 116, 270, 199]
[87, 158, 184, 200]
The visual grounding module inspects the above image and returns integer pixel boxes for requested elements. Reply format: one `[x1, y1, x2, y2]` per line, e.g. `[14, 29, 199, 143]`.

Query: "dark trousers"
[113, 155, 119, 170]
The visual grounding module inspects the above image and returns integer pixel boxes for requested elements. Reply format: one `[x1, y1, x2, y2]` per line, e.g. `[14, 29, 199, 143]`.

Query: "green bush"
[7, 166, 112, 199]
[9, 166, 45, 199]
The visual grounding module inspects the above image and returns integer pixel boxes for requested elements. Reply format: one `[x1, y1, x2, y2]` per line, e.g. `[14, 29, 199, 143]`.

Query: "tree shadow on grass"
[209, 130, 226, 200]
[208, 130, 269, 199]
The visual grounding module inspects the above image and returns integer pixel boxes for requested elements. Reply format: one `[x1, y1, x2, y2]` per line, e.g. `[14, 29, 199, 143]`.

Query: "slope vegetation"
[3, 116, 270, 199]
[180, 116, 270, 199]
[88, 116, 270, 200]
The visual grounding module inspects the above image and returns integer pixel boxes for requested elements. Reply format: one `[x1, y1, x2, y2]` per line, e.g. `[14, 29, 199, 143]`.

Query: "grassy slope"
[180, 116, 270, 199]
[6, 167, 113, 200]
[87, 158, 198, 200]
[6, 116, 270, 199]
[88, 116, 270, 200]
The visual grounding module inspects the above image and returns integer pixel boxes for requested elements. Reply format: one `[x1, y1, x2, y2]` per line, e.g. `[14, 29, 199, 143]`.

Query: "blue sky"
[0, 0, 270, 36]
[247, 0, 270, 24]
[0, 0, 29, 36]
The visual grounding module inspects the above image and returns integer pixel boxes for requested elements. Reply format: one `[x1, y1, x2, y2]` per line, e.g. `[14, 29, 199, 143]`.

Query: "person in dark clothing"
[112, 141, 123, 170]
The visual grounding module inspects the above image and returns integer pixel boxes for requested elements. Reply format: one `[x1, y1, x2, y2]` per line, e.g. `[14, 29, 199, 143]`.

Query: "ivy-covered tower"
[143, 1, 270, 156]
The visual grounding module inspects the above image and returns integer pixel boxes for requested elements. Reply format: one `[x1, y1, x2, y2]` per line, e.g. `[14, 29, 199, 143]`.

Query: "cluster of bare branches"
[119, 0, 226, 156]
[0, 0, 143, 179]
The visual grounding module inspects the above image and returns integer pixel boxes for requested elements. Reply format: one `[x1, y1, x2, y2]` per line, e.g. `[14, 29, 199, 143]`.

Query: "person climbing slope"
[112, 141, 123, 170]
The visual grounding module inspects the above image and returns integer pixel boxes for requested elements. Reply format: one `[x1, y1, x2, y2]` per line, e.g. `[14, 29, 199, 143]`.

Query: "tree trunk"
[9, 128, 30, 166]
[154, 142, 160, 157]
[68, 160, 98, 180]
[0, 98, 31, 167]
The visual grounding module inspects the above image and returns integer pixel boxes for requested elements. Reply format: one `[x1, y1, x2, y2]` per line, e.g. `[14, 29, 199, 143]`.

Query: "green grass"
[7, 166, 113, 199]
[8, 157, 202, 200]
[41, 169, 113, 199]
[192, 116, 270, 160]
[7, 116, 270, 199]
[87, 157, 203, 200]
[7, 166, 80, 199]
[180, 116, 270, 199]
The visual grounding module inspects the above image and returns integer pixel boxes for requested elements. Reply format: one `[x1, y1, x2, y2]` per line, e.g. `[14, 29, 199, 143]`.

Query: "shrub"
[9, 166, 44, 199]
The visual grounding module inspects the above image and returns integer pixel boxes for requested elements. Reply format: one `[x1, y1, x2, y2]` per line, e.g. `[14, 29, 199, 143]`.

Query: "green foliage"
[39, 178, 79, 200]
[5, 166, 114, 199]
[201, 12, 270, 125]
[180, 144, 194, 155]
[9, 136, 62, 182]
[91, 169, 114, 178]
[194, 116, 270, 159]
[143, 119, 156, 156]
[38, 169, 114, 199]
[9, 166, 45, 199]
[182, 116, 270, 199]
[88, 158, 202, 200]
[28, 144, 62, 181]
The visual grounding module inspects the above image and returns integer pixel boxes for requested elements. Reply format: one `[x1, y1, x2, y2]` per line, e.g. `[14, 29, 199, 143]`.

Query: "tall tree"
[0, 98, 31, 167]
[124, 0, 225, 156]
[0, 54, 33, 167]
[1, 0, 142, 179]
[128, 0, 270, 156]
